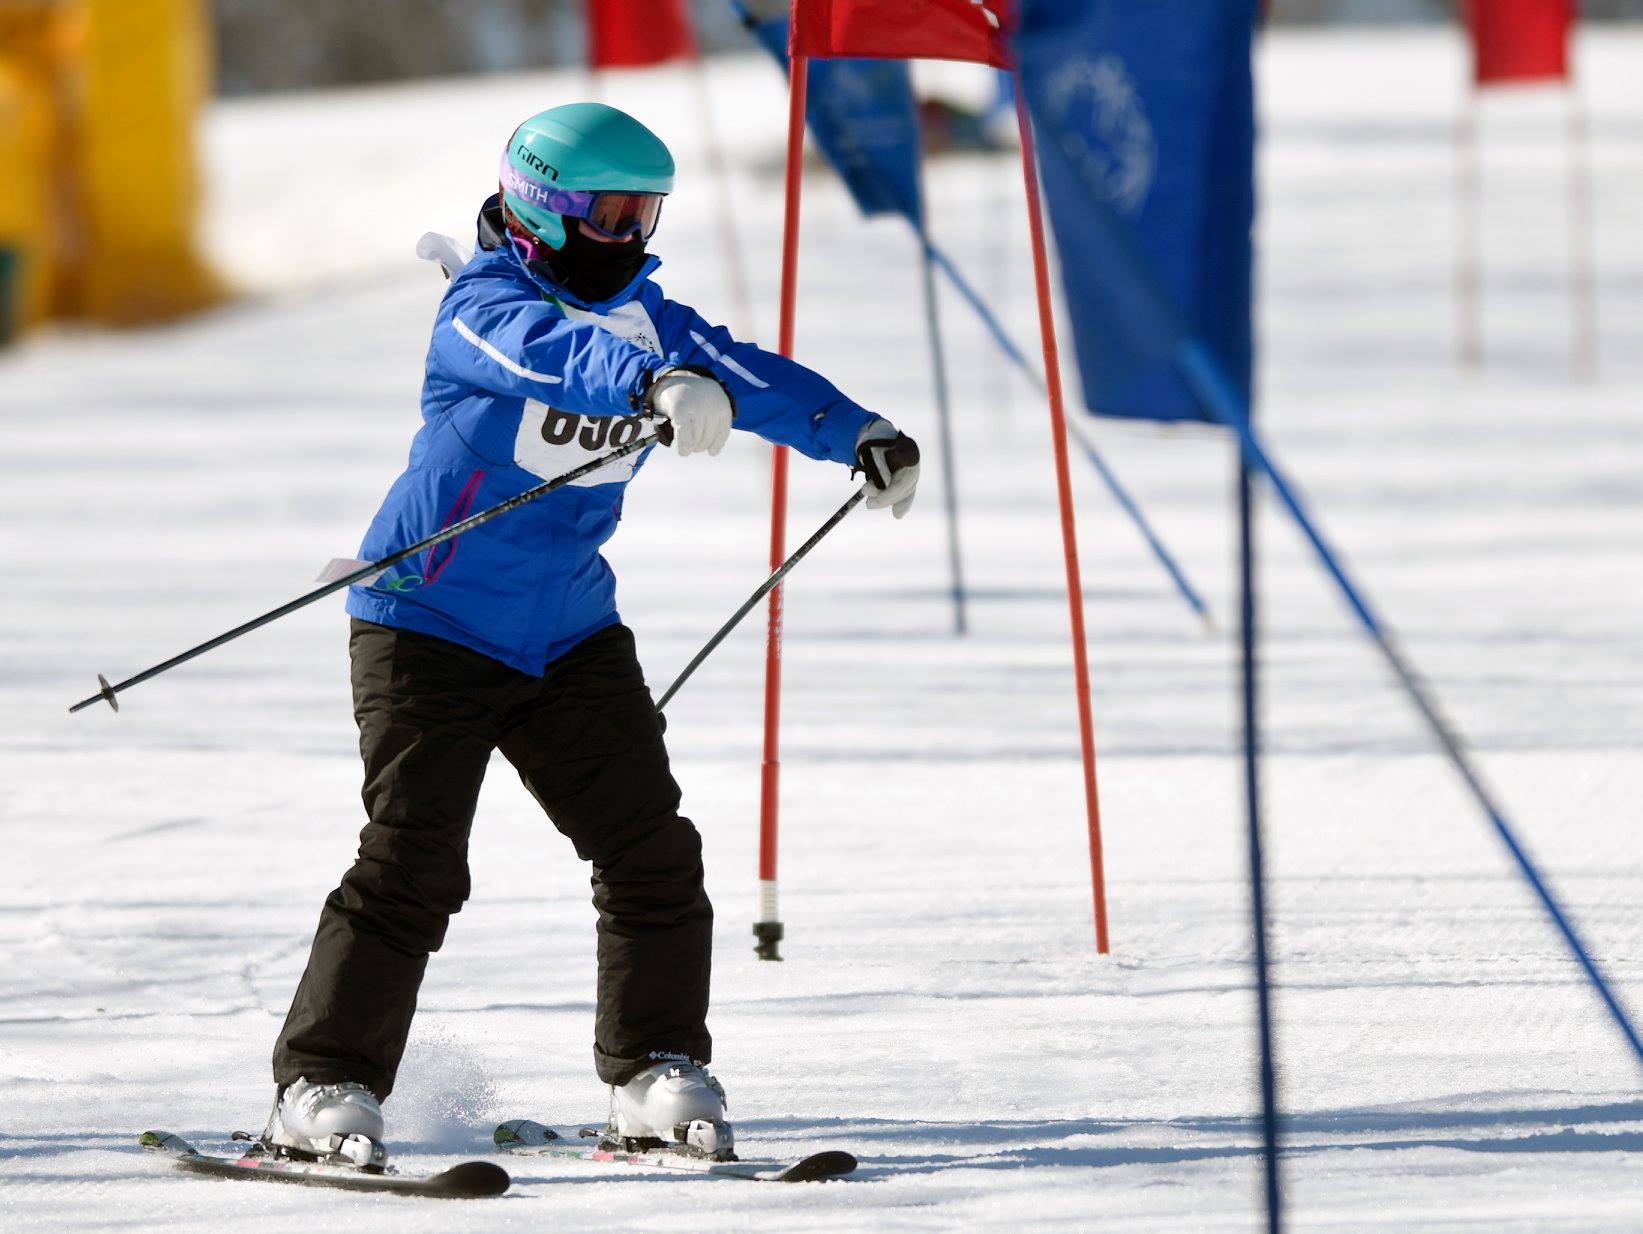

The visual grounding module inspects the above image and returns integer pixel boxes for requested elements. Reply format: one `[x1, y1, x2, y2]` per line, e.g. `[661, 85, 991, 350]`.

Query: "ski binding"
[493, 1118, 856, 1182]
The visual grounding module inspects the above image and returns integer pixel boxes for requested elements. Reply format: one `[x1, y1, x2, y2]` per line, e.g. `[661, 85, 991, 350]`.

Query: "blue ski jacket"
[345, 200, 878, 674]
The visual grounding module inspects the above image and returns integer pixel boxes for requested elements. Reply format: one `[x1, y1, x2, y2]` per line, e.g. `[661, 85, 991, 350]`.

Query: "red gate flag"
[1465, 0, 1573, 86]
[789, 0, 1014, 68]
[587, 0, 697, 69]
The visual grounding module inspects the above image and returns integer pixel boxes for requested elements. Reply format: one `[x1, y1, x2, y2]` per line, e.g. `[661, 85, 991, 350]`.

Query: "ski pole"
[69, 431, 663, 715]
[655, 485, 866, 713]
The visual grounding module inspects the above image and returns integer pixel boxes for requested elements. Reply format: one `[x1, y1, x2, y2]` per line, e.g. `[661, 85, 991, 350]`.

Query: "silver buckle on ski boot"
[327, 1131, 388, 1169]
[679, 1117, 734, 1160]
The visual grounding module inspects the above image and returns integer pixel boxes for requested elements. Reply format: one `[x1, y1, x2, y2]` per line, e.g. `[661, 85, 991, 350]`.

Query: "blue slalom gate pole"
[918, 231, 969, 635]
[927, 243, 1213, 631]
[1177, 338, 1643, 1071]
[1239, 448, 1283, 1233]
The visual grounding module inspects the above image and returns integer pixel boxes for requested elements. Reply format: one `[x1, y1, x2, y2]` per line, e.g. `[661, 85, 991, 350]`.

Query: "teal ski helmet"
[499, 103, 675, 252]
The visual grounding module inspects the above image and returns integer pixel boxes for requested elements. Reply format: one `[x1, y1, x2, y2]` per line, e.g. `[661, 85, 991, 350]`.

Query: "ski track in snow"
[3, 30, 1642, 1233]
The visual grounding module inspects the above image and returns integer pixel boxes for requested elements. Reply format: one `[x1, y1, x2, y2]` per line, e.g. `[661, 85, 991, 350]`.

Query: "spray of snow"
[387, 1024, 501, 1153]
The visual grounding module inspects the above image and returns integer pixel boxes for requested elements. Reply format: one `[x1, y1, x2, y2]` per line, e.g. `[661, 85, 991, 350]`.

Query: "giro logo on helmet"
[516, 145, 558, 180]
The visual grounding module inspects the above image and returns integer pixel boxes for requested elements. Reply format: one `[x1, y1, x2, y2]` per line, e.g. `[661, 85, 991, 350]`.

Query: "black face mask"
[533, 223, 648, 303]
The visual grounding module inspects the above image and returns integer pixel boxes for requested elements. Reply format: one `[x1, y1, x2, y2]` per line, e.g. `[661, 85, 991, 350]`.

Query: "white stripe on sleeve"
[689, 330, 771, 389]
[453, 316, 563, 385]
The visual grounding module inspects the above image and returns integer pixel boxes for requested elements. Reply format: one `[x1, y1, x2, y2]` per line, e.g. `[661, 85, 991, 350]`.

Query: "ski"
[493, 1118, 856, 1182]
[138, 1130, 510, 1198]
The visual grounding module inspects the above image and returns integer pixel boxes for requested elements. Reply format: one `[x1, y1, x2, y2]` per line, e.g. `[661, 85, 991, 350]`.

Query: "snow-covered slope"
[2, 28, 1640, 1233]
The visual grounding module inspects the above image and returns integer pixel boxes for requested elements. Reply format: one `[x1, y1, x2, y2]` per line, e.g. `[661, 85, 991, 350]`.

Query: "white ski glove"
[646, 367, 734, 458]
[854, 420, 921, 518]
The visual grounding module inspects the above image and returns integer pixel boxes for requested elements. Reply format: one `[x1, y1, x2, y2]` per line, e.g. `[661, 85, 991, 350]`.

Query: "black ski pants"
[272, 618, 712, 1099]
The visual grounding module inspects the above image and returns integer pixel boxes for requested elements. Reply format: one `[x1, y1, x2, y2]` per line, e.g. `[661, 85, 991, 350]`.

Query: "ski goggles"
[499, 155, 665, 242]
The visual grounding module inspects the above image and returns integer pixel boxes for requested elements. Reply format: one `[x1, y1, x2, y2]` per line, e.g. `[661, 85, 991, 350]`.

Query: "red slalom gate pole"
[754, 55, 810, 962]
[1013, 81, 1111, 955]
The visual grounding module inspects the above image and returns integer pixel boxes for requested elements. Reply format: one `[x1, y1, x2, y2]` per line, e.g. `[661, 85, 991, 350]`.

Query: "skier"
[261, 102, 921, 1168]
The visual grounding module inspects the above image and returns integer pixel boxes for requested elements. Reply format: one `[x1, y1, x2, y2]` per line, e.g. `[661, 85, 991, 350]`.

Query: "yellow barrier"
[0, 0, 224, 337]
[0, 4, 74, 331]
[77, 0, 225, 322]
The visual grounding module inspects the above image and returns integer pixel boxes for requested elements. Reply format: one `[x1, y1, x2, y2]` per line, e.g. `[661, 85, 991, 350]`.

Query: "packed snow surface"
[4, 27, 1642, 1233]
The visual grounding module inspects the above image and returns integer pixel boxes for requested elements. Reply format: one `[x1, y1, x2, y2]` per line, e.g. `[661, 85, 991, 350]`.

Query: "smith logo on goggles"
[500, 153, 665, 242]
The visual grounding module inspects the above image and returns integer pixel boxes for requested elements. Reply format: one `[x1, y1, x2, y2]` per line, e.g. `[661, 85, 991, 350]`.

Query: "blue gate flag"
[736, 2, 923, 223]
[1014, 0, 1256, 423]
